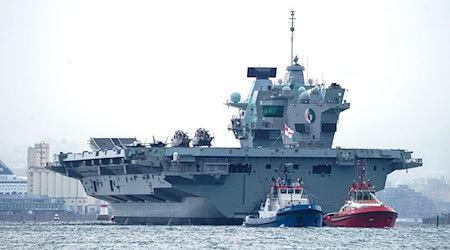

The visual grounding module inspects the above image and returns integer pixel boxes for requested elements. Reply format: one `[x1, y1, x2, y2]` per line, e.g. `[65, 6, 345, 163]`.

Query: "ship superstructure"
[48, 11, 422, 225]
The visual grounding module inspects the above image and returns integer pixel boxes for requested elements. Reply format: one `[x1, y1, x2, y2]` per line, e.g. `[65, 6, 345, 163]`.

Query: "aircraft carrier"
[48, 11, 422, 225]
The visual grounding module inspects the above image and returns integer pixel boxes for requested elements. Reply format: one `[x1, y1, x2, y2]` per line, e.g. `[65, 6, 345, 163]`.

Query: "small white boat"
[53, 213, 60, 221]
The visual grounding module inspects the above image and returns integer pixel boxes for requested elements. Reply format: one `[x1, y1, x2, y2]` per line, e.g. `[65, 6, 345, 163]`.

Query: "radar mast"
[290, 10, 296, 66]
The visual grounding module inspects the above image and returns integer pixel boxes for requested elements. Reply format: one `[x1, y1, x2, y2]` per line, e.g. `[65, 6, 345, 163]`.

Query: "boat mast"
[358, 159, 366, 187]
[290, 10, 295, 66]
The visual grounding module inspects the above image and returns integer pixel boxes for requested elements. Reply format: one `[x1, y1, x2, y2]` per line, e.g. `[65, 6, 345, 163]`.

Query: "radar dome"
[282, 86, 291, 95]
[230, 92, 241, 103]
[299, 91, 310, 103]
[298, 87, 306, 93]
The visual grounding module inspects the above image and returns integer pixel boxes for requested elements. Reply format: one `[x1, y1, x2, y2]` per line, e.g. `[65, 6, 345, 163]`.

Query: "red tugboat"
[323, 160, 397, 228]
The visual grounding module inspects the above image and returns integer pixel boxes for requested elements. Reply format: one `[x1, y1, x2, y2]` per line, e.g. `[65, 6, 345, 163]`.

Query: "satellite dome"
[299, 91, 310, 103]
[282, 86, 291, 95]
[230, 92, 241, 103]
[298, 87, 306, 93]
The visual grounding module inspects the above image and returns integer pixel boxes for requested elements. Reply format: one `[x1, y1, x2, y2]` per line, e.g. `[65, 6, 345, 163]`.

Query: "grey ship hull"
[111, 198, 241, 225]
[49, 147, 421, 225]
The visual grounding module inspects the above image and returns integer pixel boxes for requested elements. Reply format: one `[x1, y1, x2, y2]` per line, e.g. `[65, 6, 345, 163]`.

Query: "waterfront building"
[0, 160, 27, 195]
[27, 142, 97, 214]
[377, 185, 436, 219]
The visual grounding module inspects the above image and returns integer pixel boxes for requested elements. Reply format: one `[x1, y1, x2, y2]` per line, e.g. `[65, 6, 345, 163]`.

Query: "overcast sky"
[0, 0, 449, 182]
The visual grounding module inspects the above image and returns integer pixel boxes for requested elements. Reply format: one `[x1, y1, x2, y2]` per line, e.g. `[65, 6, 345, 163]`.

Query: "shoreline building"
[27, 142, 97, 214]
[0, 159, 66, 219]
[377, 185, 436, 219]
[0, 160, 27, 195]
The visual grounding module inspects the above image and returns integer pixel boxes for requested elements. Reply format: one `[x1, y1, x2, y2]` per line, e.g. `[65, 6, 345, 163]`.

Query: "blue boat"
[243, 172, 323, 227]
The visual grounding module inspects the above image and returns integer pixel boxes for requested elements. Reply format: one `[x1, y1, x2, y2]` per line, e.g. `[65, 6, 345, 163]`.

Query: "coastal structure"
[0, 159, 67, 221]
[27, 142, 97, 214]
[0, 194, 65, 213]
[0, 160, 27, 195]
[48, 11, 422, 225]
[27, 142, 51, 168]
[377, 185, 437, 220]
[97, 201, 110, 221]
[423, 213, 449, 225]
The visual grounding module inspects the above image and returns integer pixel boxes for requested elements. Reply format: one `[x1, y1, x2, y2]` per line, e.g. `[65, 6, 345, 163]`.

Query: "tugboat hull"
[243, 205, 323, 227]
[323, 206, 397, 228]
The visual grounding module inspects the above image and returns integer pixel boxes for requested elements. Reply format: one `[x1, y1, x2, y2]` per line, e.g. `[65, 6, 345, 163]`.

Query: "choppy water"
[1, 222, 449, 249]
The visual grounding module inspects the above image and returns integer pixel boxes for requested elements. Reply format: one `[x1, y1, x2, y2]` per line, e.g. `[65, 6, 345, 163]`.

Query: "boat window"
[280, 189, 287, 194]
[265, 164, 271, 169]
[262, 105, 284, 117]
[288, 189, 294, 194]
[259, 202, 265, 210]
[295, 189, 301, 194]
[357, 192, 362, 200]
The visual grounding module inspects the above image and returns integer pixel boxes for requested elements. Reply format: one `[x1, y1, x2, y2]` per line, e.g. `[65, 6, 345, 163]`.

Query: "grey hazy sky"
[0, 0, 449, 182]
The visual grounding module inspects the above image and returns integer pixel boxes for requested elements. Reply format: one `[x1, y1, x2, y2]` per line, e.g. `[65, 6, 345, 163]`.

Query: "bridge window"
[254, 130, 269, 139]
[262, 105, 284, 117]
[295, 124, 308, 133]
[312, 165, 332, 174]
[321, 123, 337, 132]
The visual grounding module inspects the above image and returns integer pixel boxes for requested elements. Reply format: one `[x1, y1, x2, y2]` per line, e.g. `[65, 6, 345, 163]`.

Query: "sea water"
[1, 222, 449, 249]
